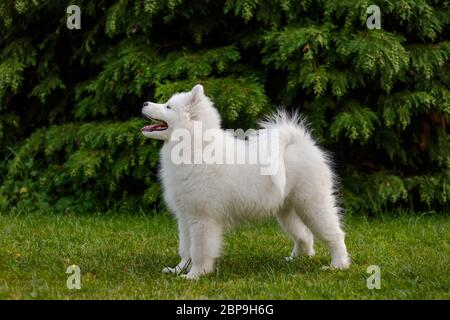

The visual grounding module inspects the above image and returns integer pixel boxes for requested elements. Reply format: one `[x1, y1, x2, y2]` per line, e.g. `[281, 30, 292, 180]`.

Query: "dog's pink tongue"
[142, 124, 157, 132]
[141, 123, 168, 132]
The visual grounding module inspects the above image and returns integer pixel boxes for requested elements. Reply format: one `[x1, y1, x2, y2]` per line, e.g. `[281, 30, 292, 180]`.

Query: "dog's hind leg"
[276, 208, 315, 260]
[294, 194, 350, 269]
[181, 218, 223, 280]
[162, 217, 192, 275]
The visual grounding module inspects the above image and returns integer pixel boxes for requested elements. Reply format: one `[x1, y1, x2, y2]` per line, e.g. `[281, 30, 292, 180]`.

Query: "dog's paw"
[162, 265, 187, 275]
[162, 266, 179, 274]
[321, 265, 347, 271]
[304, 247, 316, 257]
[179, 266, 212, 280]
[321, 257, 351, 271]
[162, 259, 192, 275]
[331, 256, 351, 270]
[180, 272, 201, 280]
[284, 256, 295, 262]
[285, 247, 316, 262]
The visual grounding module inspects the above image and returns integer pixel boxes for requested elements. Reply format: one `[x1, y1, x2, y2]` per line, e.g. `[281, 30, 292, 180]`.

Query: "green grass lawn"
[0, 212, 448, 299]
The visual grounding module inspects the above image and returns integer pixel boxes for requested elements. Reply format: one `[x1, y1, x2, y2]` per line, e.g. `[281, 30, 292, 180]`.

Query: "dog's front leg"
[162, 217, 192, 275]
[181, 219, 223, 280]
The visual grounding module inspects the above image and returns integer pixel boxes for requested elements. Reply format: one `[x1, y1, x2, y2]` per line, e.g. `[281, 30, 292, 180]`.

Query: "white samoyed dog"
[141, 84, 350, 279]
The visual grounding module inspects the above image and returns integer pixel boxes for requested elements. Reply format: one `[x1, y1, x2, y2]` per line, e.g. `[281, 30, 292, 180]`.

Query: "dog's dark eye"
[167, 105, 171, 109]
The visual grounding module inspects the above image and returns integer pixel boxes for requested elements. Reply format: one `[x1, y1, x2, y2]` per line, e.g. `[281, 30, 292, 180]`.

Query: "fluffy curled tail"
[259, 109, 314, 197]
[259, 109, 312, 144]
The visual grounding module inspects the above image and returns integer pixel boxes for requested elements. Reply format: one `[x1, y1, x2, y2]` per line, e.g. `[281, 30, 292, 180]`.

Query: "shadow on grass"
[90, 250, 331, 281]
[213, 253, 330, 279]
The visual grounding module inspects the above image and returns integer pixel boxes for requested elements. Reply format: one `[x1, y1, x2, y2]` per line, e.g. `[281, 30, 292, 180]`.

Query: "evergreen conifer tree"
[0, 0, 448, 214]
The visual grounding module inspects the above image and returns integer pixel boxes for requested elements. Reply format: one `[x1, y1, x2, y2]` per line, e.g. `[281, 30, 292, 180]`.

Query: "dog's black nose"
[143, 102, 150, 107]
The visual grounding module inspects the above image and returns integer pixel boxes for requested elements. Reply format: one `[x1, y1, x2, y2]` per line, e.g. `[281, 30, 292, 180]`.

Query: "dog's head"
[141, 84, 221, 140]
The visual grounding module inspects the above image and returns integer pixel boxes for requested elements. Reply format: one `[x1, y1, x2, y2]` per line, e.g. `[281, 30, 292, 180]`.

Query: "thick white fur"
[141, 84, 350, 279]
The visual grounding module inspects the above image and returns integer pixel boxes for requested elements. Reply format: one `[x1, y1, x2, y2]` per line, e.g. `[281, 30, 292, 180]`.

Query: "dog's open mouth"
[141, 117, 168, 132]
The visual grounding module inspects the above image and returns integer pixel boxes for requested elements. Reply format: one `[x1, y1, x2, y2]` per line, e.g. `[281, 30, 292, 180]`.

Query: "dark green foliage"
[0, 0, 449, 215]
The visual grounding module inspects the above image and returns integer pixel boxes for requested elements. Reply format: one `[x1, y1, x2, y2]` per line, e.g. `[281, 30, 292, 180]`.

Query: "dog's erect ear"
[191, 84, 204, 105]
